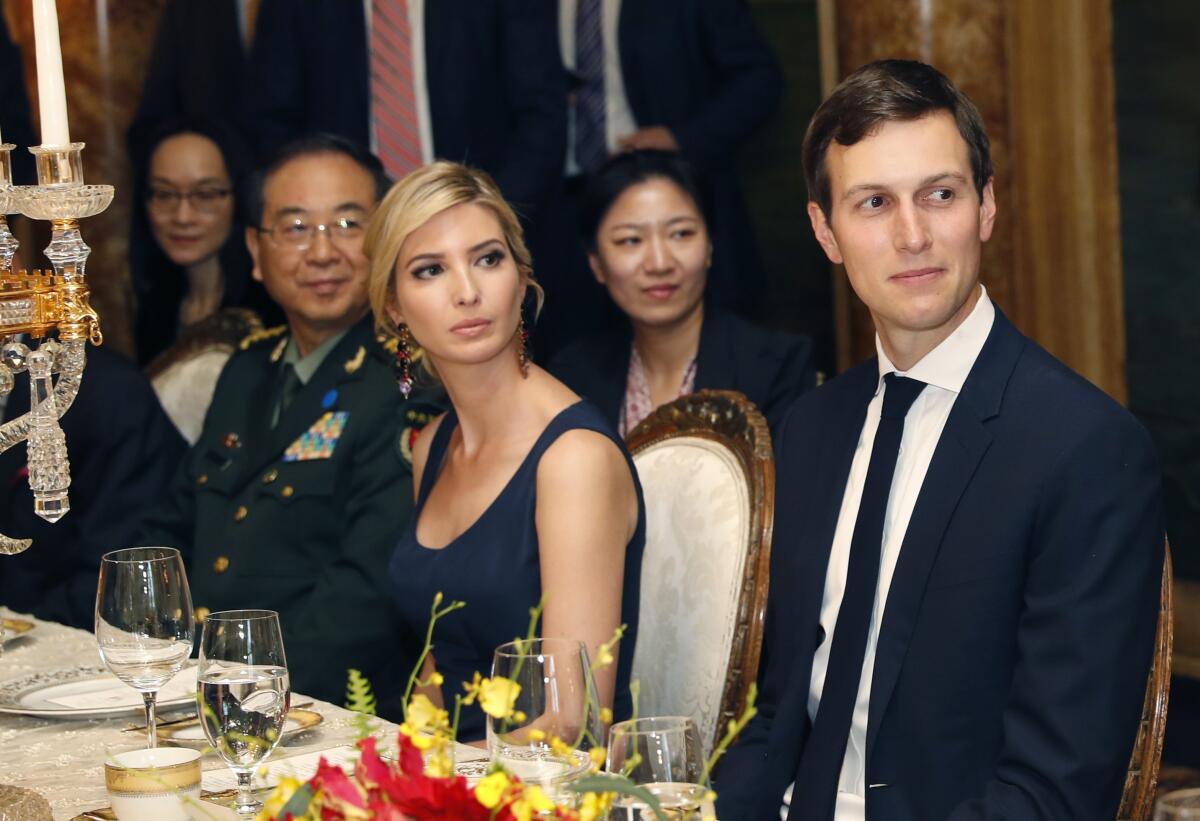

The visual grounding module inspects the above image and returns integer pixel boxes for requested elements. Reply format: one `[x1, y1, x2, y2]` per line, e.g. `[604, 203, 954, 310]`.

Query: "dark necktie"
[272, 363, 302, 427]
[574, 0, 607, 173]
[789, 373, 927, 821]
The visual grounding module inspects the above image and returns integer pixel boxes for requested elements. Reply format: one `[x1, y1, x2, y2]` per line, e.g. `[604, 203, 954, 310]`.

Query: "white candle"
[32, 0, 71, 147]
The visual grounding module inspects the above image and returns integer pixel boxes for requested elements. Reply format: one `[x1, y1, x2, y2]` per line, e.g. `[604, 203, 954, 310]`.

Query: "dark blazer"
[0, 13, 36, 184]
[0, 345, 186, 629]
[715, 308, 1164, 820]
[138, 316, 443, 707]
[248, 0, 566, 219]
[616, 0, 781, 310]
[549, 306, 814, 435]
[128, 0, 250, 164]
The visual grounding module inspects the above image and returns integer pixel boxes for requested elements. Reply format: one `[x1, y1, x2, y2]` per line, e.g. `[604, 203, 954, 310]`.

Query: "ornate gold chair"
[144, 308, 263, 444]
[1117, 547, 1173, 821]
[625, 390, 773, 755]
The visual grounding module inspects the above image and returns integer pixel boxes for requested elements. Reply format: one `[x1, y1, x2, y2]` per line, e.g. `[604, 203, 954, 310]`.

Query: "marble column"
[820, 0, 1127, 403]
[4, 0, 165, 357]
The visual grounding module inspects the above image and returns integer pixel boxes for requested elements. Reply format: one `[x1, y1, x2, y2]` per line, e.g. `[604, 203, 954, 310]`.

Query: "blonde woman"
[366, 162, 644, 741]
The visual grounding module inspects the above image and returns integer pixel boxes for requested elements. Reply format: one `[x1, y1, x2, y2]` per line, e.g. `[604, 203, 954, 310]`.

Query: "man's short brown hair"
[803, 59, 992, 217]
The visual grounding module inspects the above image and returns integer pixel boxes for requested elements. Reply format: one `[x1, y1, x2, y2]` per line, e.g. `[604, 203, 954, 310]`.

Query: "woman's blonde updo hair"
[366, 161, 544, 345]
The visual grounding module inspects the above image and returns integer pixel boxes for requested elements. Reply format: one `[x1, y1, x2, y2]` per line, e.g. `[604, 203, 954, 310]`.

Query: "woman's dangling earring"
[515, 318, 530, 378]
[395, 324, 414, 397]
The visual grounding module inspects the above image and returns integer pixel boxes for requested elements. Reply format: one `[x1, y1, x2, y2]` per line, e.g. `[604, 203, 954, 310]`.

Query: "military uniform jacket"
[139, 315, 439, 706]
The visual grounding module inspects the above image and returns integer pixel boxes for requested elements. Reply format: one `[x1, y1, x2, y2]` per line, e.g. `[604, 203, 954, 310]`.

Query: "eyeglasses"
[146, 186, 231, 215]
[257, 215, 366, 251]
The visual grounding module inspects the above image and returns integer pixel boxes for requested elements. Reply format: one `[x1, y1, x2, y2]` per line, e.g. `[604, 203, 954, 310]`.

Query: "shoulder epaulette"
[240, 325, 288, 351]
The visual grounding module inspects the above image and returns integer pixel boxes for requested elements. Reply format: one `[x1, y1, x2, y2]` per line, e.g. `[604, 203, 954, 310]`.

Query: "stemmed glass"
[95, 546, 195, 749]
[198, 609, 290, 819]
[606, 716, 707, 819]
[488, 637, 603, 804]
[1156, 789, 1200, 820]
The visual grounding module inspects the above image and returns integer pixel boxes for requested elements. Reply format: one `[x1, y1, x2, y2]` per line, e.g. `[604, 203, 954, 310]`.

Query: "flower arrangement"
[257, 595, 756, 821]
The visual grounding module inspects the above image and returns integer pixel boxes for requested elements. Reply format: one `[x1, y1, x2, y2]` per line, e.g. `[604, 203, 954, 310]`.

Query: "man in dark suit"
[715, 61, 1164, 820]
[540, 0, 783, 355]
[139, 135, 441, 709]
[0, 344, 186, 628]
[247, 0, 566, 225]
[128, 0, 258, 165]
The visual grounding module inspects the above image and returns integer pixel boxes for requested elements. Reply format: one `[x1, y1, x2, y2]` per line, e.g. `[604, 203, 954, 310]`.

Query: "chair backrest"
[625, 390, 774, 755]
[1117, 546, 1173, 821]
[145, 308, 263, 444]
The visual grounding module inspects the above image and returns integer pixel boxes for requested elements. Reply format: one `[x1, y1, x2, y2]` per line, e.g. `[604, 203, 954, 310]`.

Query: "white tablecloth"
[0, 611, 482, 820]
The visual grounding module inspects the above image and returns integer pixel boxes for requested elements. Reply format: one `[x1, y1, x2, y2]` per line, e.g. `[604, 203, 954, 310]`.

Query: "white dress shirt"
[789, 287, 996, 820]
[363, 0, 435, 164]
[557, 0, 638, 175]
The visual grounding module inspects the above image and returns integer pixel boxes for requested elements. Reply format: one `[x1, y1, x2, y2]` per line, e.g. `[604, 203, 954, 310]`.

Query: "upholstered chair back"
[626, 390, 773, 756]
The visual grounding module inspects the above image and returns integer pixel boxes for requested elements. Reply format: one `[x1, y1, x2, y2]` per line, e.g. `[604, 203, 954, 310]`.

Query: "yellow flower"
[404, 693, 446, 733]
[257, 776, 303, 820]
[464, 675, 522, 719]
[528, 728, 546, 742]
[550, 735, 574, 759]
[577, 791, 613, 821]
[510, 785, 555, 821]
[475, 772, 512, 809]
[430, 671, 444, 686]
[588, 747, 607, 769]
[512, 710, 527, 723]
[398, 725, 434, 750]
[600, 707, 613, 725]
[425, 747, 454, 778]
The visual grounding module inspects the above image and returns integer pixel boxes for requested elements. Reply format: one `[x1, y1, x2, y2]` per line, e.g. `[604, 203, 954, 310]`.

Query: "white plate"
[1, 617, 35, 644]
[159, 707, 324, 746]
[0, 665, 198, 719]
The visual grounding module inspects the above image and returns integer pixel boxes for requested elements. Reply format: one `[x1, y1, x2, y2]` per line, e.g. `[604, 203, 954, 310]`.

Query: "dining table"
[0, 610, 489, 820]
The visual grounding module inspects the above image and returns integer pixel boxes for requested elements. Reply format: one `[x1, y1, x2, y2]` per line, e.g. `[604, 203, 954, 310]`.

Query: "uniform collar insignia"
[269, 337, 288, 363]
[344, 345, 366, 374]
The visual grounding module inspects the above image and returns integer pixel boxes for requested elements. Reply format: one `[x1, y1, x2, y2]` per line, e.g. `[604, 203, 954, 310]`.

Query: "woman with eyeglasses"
[130, 118, 278, 365]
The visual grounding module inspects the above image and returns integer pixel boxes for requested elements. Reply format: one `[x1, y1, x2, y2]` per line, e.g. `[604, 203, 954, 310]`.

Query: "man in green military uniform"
[140, 135, 439, 710]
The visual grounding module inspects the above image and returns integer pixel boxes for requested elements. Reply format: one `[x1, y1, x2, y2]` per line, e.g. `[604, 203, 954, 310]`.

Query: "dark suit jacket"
[138, 316, 442, 708]
[715, 309, 1164, 820]
[549, 306, 814, 435]
[617, 0, 781, 310]
[0, 345, 186, 629]
[0, 14, 36, 184]
[248, 0, 566, 219]
[128, 0, 250, 164]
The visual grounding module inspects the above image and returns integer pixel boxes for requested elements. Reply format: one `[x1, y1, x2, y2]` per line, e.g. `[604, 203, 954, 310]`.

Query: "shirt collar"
[283, 328, 350, 385]
[875, 284, 996, 395]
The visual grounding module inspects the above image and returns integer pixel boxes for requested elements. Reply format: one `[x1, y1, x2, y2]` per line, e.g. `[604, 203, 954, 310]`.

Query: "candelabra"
[0, 141, 111, 556]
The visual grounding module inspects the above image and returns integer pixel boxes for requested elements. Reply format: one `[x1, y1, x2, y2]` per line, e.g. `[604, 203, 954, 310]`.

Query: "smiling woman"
[550, 150, 816, 436]
[364, 161, 645, 742]
[131, 119, 277, 365]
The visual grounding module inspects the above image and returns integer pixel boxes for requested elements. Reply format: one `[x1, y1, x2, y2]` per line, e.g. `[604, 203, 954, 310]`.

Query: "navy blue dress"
[389, 400, 645, 741]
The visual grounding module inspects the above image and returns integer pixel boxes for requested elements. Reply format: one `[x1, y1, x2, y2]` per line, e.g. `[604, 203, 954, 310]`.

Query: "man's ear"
[978, 177, 997, 243]
[246, 226, 263, 283]
[807, 202, 843, 265]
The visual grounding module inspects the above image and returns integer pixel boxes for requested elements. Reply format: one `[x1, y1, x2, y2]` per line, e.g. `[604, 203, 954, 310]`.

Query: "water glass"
[95, 547, 194, 749]
[198, 609, 290, 818]
[1156, 788, 1200, 820]
[607, 715, 706, 819]
[488, 637, 603, 803]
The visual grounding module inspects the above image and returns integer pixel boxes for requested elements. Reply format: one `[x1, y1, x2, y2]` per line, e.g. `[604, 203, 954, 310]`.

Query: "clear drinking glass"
[198, 609, 290, 818]
[95, 546, 195, 749]
[488, 637, 603, 804]
[1155, 788, 1200, 820]
[606, 715, 707, 819]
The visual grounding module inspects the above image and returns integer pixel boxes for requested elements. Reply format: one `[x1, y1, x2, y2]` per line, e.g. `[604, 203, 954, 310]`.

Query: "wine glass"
[198, 609, 290, 819]
[488, 637, 603, 804]
[1156, 788, 1200, 820]
[606, 716, 707, 819]
[95, 546, 195, 749]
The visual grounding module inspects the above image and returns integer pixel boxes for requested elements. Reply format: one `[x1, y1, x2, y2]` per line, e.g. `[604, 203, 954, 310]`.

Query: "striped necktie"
[371, 0, 422, 180]
[574, 0, 607, 173]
